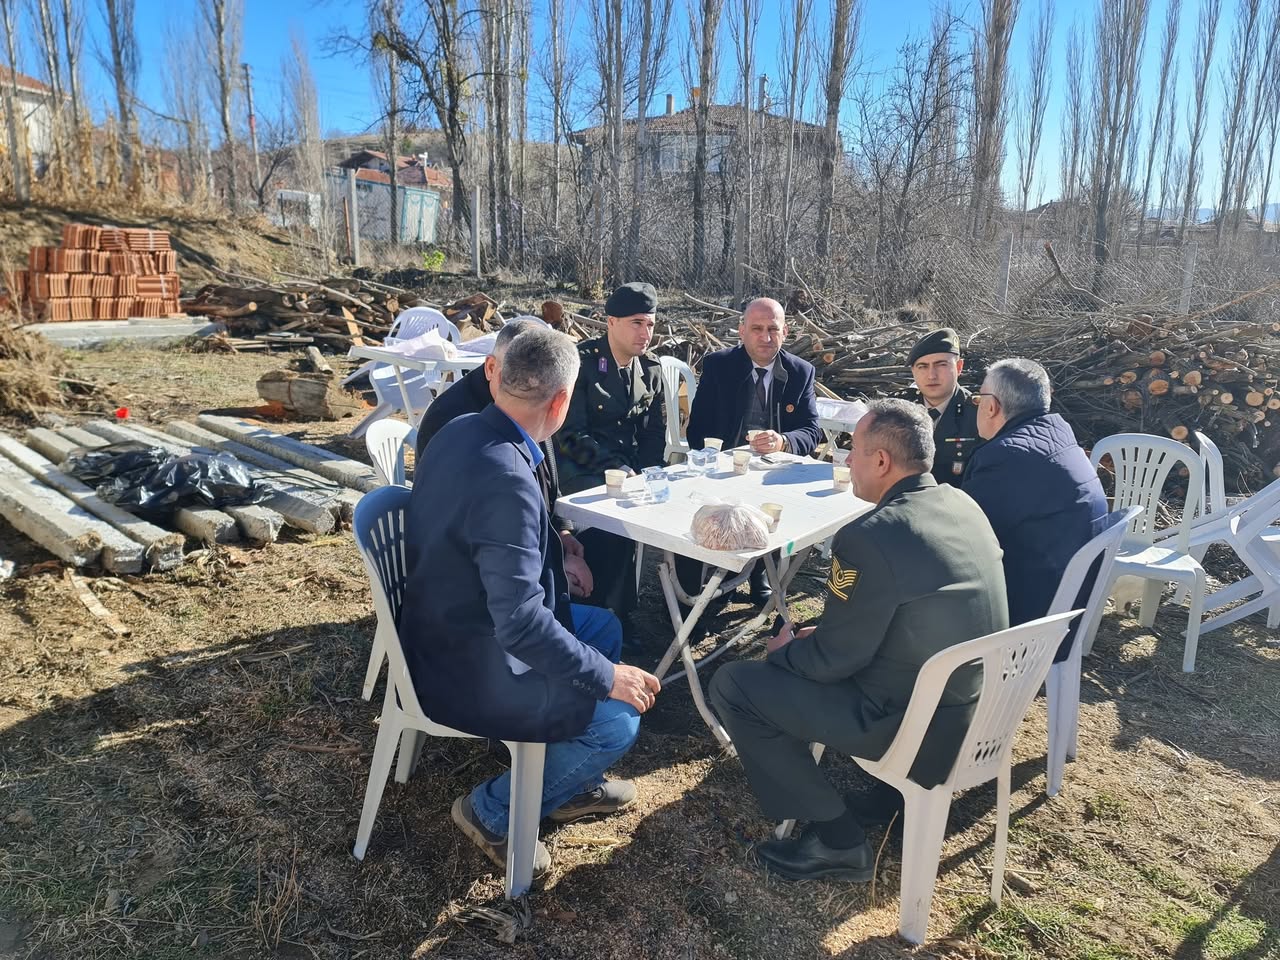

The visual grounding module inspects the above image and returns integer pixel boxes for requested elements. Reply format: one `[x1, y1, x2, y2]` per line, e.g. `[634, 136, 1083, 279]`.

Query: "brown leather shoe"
[547, 779, 637, 824]
[451, 794, 551, 876]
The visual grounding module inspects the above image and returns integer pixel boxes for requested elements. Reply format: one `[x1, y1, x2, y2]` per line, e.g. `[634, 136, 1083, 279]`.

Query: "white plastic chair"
[347, 309, 464, 438]
[1043, 506, 1142, 797]
[658, 356, 697, 464]
[365, 419, 412, 486]
[341, 307, 463, 387]
[1192, 477, 1280, 634]
[1085, 434, 1207, 672]
[350, 485, 547, 897]
[774, 611, 1079, 945]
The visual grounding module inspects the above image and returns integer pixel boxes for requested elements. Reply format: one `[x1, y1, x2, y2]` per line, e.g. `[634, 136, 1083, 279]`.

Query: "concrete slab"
[56, 426, 108, 450]
[0, 434, 184, 571]
[25, 318, 225, 349]
[0, 456, 147, 570]
[24, 427, 80, 463]
[195, 415, 380, 492]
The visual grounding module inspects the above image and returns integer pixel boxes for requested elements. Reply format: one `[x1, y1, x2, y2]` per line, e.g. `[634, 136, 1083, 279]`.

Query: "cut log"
[1149, 350, 1167, 366]
[1170, 425, 1190, 441]
[255, 369, 365, 421]
[1119, 371, 1138, 385]
[1246, 391, 1266, 407]
[1218, 392, 1235, 405]
[1148, 379, 1170, 397]
[1183, 370, 1204, 388]
[0, 433, 184, 570]
[304, 346, 333, 374]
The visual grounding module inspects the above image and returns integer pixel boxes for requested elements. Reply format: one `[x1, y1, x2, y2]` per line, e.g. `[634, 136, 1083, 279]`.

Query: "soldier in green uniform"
[710, 399, 1007, 882]
[908, 328, 983, 486]
[554, 282, 667, 616]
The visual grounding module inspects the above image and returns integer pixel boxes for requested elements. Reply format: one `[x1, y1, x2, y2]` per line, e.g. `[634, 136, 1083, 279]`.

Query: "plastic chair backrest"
[658, 356, 697, 447]
[1227, 477, 1280, 562]
[352, 485, 427, 719]
[389, 306, 462, 344]
[868, 612, 1079, 791]
[1089, 433, 1203, 552]
[366, 419, 412, 486]
[1048, 506, 1141, 616]
[1192, 431, 1227, 520]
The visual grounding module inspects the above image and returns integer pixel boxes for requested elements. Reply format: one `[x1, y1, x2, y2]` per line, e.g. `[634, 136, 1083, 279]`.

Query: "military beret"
[605, 281, 657, 317]
[907, 327, 960, 366]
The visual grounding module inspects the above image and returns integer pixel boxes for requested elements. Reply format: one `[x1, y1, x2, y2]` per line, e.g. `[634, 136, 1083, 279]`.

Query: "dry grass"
[0, 347, 1277, 960]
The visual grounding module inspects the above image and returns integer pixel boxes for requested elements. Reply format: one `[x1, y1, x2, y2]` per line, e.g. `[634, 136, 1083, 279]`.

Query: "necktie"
[755, 367, 768, 413]
[928, 407, 941, 422]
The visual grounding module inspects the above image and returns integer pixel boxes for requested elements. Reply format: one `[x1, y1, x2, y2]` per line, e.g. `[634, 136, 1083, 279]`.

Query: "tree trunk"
[0, 0, 29, 201]
[103, 0, 137, 186]
[690, 0, 723, 284]
[816, 0, 854, 259]
[627, 0, 654, 276]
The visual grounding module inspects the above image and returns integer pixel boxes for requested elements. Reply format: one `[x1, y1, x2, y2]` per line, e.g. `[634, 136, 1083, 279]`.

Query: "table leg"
[654, 562, 725, 680]
[391, 366, 415, 424]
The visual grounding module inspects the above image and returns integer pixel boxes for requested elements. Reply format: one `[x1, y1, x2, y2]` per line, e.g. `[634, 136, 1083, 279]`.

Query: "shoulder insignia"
[828, 555, 860, 601]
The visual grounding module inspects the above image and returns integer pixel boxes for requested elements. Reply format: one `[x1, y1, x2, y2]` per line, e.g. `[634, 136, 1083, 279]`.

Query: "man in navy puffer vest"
[963, 358, 1108, 659]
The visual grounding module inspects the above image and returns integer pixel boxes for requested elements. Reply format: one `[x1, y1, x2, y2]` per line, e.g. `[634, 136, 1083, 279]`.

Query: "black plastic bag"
[64, 441, 273, 520]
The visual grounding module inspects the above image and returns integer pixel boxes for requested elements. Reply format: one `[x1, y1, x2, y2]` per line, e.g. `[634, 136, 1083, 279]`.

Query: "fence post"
[470, 185, 482, 278]
[1179, 241, 1199, 315]
[346, 168, 361, 267]
[994, 234, 1013, 312]
[733, 205, 746, 302]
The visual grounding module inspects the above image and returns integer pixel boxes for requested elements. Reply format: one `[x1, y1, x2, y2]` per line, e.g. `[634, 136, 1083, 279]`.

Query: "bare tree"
[98, 0, 139, 185]
[200, 0, 243, 209]
[162, 16, 209, 199]
[687, 0, 724, 282]
[59, 0, 85, 156]
[541, 0, 573, 231]
[626, 0, 675, 275]
[1155, 67, 1182, 243]
[1135, 0, 1179, 255]
[1255, 43, 1280, 248]
[1058, 17, 1085, 232]
[1086, 0, 1150, 274]
[815, 0, 859, 258]
[778, 0, 814, 274]
[373, 0, 403, 245]
[968, 0, 1019, 239]
[283, 31, 336, 264]
[1014, 0, 1052, 238]
[0, 0, 29, 200]
[727, 0, 761, 284]
[31, 0, 68, 183]
[1214, 0, 1265, 243]
[1179, 0, 1223, 240]
[1227, 1, 1280, 237]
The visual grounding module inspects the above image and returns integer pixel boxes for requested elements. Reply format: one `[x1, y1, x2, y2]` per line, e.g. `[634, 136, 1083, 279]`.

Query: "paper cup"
[705, 437, 724, 452]
[761, 502, 783, 532]
[732, 449, 752, 475]
[833, 465, 851, 492]
[605, 469, 626, 497]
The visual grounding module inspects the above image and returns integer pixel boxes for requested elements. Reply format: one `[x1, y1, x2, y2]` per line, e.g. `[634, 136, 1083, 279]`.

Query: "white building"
[0, 67, 58, 173]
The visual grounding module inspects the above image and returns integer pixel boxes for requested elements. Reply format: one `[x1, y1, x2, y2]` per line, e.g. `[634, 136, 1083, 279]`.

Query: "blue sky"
[35, 0, 1232, 204]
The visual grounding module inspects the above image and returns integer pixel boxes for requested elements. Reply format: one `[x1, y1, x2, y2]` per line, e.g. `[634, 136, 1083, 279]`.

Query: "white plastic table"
[555, 452, 874, 748]
[346, 345, 486, 428]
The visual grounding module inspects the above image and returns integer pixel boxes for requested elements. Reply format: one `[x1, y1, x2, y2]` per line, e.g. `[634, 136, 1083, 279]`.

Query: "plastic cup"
[833, 465, 851, 492]
[831, 448, 850, 468]
[746, 429, 762, 443]
[605, 469, 626, 497]
[761, 502, 783, 532]
[643, 466, 670, 503]
[705, 437, 724, 452]
[732, 449, 752, 475]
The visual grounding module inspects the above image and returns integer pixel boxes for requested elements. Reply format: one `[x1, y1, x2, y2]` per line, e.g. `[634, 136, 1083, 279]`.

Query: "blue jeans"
[470, 604, 639, 836]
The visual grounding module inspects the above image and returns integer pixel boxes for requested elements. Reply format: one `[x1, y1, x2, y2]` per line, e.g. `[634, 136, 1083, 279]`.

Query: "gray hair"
[498, 327, 580, 404]
[862, 399, 934, 472]
[493, 317, 542, 357]
[986, 358, 1051, 421]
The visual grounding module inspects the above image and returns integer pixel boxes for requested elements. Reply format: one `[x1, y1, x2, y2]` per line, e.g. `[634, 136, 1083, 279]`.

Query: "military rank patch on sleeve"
[828, 555, 860, 601]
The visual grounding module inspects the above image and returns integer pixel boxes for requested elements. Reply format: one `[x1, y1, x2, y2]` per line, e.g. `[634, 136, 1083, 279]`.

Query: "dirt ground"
[0, 346, 1277, 960]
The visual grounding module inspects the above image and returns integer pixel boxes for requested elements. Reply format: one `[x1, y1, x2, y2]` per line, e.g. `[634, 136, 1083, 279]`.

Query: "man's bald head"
[739, 297, 788, 367]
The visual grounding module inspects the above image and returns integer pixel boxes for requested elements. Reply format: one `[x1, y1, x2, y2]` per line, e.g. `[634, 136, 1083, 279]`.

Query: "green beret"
[605, 281, 657, 317]
[907, 328, 960, 366]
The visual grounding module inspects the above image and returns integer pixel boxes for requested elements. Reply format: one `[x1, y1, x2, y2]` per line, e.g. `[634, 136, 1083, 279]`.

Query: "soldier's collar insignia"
[598, 357, 608, 373]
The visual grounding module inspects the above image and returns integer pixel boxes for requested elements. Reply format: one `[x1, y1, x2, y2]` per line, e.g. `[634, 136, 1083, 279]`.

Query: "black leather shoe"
[747, 567, 773, 606]
[752, 827, 875, 882]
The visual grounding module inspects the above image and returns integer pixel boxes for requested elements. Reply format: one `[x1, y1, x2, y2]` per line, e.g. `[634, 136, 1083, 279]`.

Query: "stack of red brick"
[13, 224, 181, 322]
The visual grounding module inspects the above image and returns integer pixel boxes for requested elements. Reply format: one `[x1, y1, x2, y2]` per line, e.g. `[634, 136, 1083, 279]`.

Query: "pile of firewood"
[181, 273, 505, 350]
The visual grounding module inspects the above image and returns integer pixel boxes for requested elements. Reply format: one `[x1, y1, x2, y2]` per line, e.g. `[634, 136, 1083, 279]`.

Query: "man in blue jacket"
[683, 297, 821, 603]
[963, 358, 1108, 657]
[399, 327, 661, 876]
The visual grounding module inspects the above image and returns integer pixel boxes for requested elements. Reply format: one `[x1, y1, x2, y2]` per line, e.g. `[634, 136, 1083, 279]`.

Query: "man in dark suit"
[682, 297, 821, 604]
[710, 400, 1007, 882]
[964, 358, 1107, 658]
[686, 297, 821, 457]
[400, 327, 661, 876]
[414, 318, 593, 600]
[908, 328, 983, 486]
[554, 282, 667, 616]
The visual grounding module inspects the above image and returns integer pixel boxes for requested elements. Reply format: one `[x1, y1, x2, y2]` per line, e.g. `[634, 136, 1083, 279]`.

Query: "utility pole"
[242, 62, 264, 208]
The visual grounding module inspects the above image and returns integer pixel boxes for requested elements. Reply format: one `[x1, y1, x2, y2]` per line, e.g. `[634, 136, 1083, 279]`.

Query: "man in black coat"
[682, 297, 822, 604]
[908, 328, 983, 486]
[414, 318, 594, 599]
[399, 328, 661, 876]
[553, 282, 667, 615]
[710, 400, 1007, 882]
[964, 358, 1108, 659]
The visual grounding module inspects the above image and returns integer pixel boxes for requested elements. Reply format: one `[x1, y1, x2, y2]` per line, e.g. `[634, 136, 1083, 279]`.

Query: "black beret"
[907, 327, 960, 366]
[605, 281, 657, 317]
